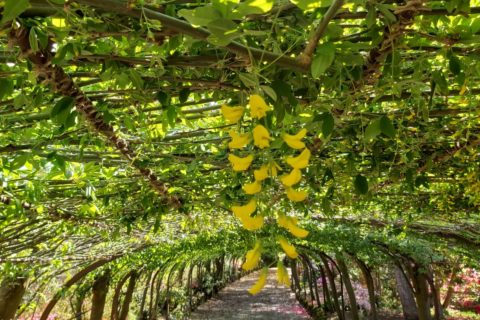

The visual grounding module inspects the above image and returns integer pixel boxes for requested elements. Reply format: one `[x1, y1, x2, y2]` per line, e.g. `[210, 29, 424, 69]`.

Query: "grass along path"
[190, 268, 311, 319]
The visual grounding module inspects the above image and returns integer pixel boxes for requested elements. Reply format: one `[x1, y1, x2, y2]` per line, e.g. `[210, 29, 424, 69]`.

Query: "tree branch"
[297, 0, 344, 67]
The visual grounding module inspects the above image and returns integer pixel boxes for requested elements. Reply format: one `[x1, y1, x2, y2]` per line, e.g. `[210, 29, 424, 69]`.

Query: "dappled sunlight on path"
[190, 268, 311, 319]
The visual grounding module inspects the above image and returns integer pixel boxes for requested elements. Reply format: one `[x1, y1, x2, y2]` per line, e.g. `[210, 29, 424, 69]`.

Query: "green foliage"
[0, 0, 478, 313]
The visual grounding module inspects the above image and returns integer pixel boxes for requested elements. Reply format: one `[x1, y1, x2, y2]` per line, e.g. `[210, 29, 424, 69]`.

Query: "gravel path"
[190, 268, 311, 320]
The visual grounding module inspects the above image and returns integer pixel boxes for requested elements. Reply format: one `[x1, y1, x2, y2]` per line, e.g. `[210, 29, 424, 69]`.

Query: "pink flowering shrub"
[448, 268, 480, 315]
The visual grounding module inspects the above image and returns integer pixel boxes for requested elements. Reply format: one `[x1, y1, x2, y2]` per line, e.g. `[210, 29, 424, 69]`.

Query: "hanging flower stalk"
[221, 93, 311, 293]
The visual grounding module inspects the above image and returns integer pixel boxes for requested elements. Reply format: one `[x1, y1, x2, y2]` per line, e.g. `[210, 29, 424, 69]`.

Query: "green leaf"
[260, 85, 277, 102]
[178, 6, 222, 27]
[0, 79, 14, 101]
[156, 91, 170, 107]
[432, 71, 448, 95]
[166, 105, 177, 128]
[366, 4, 377, 28]
[322, 113, 334, 137]
[354, 175, 369, 194]
[29, 28, 39, 53]
[51, 97, 75, 126]
[471, 17, 480, 33]
[364, 118, 381, 141]
[10, 154, 28, 170]
[291, 0, 332, 11]
[376, 4, 397, 24]
[380, 116, 395, 138]
[207, 18, 240, 45]
[179, 88, 190, 104]
[239, 73, 258, 88]
[311, 43, 335, 78]
[449, 55, 461, 75]
[236, 0, 274, 15]
[0, 0, 30, 24]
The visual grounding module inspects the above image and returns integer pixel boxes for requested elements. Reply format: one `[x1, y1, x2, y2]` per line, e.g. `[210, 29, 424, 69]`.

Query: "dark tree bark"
[320, 255, 344, 320]
[426, 271, 442, 320]
[111, 271, 135, 320]
[442, 264, 459, 309]
[73, 288, 87, 320]
[319, 265, 333, 312]
[411, 268, 432, 320]
[290, 260, 301, 293]
[394, 265, 419, 320]
[336, 254, 360, 320]
[350, 254, 378, 320]
[119, 272, 138, 320]
[40, 256, 123, 320]
[303, 257, 321, 308]
[0, 277, 26, 320]
[138, 272, 153, 320]
[90, 270, 111, 320]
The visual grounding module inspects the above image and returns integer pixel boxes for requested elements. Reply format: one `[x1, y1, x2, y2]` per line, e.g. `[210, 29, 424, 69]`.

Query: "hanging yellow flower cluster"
[221, 94, 311, 294]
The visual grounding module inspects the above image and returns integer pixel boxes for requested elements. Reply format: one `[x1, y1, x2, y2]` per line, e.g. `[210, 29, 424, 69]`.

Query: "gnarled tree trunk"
[90, 270, 111, 320]
[0, 277, 26, 320]
[394, 265, 419, 320]
[119, 272, 138, 320]
[336, 254, 359, 320]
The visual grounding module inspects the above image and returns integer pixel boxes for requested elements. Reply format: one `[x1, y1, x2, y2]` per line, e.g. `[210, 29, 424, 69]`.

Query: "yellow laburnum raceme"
[242, 241, 261, 271]
[249, 94, 270, 119]
[241, 214, 264, 231]
[221, 105, 244, 123]
[228, 130, 251, 149]
[283, 128, 307, 150]
[254, 165, 269, 181]
[231, 199, 256, 219]
[228, 154, 254, 171]
[277, 261, 291, 287]
[286, 148, 311, 169]
[278, 237, 298, 259]
[280, 168, 302, 187]
[286, 187, 308, 202]
[243, 180, 262, 194]
[248, 268, 268, 295]
[253, 124, 271, 149]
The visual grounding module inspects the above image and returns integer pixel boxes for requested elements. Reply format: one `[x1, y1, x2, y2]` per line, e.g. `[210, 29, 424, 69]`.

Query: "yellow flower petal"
[242, 241, 261, 271]
[254, 165, 269, 181]
[241, 214, 264, 231]
[280, 169, 302, 187]
[288, 224, 309, 238]
[243, 180, 262, 194]
[249, 94, 270, 119]
[283, 128, 307, 150]
[286, 188, 308, 202]
[252, 124, 271, 149]
[277, 214, 290, 229]
[228, 130, 251, 149]
[277, 214, 309, 238]
[286, 148, 311, 169]
[228, 154, 254, 171]
[278, 237, 298, 259]
[231, 199, 256, 219]
[221, 105, 244, 123]
[277, 261, 291, 287]
[248, 268, 268, 295]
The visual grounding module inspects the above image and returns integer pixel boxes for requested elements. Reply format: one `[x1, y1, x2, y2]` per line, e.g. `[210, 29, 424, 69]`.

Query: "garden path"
[190, 268, 311, 319]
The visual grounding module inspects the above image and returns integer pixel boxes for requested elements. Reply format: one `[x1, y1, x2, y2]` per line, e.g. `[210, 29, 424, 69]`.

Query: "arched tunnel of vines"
[0, 0, 479, 319]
